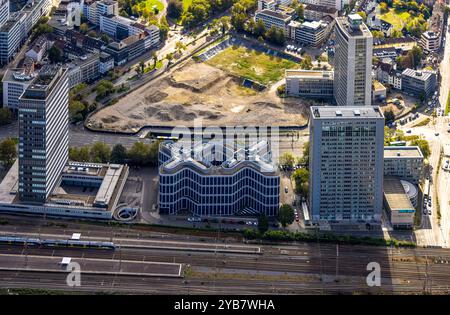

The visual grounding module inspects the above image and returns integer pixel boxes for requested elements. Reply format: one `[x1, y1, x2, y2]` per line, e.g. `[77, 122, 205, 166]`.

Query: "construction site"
[89, 39, 311, 132]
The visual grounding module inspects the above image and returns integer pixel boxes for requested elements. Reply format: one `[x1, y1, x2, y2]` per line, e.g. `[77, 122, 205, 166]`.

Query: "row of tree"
[0, 138, 16, 168]
[69, 141, 160, 166]
[181, 0, 236, 28]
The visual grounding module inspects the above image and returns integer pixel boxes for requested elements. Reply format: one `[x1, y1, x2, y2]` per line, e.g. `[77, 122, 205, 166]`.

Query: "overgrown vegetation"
[206, 45, 298, 85]
[243, 229, 416, 247]
[69, 141, 161, 166]
[69, 83, 97, 123]
[0, 138, 17, 167]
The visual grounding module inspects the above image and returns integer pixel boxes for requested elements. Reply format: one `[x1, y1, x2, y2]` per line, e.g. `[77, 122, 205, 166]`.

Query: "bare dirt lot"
[89, 60, 311, 132]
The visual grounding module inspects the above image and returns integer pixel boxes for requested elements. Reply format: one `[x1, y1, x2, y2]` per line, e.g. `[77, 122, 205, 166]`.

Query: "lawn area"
[182, 0, 192, 11]
[141, 0, 164, 12]
[379, 9, 410, 31]
[445, 91, 450, 116]
[206, 45, 299, 85]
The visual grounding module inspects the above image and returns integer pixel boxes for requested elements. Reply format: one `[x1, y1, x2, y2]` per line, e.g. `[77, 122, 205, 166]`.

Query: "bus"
[302, 202, 310, 226]
[389, 141, 406, 147]
[423, 179, 430, 199]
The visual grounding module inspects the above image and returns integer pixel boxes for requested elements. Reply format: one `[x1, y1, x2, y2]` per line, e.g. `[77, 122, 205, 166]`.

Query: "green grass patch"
[182, 0, 192, 11]
[141, 0, 164, 12]
[206, 45, 299, 85]
[379, 9, 410, 31]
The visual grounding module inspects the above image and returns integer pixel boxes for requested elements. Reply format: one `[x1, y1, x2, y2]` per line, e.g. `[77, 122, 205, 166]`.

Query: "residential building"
[420, 31, 440, 52]
[99, 51, 114, 74]
[2, 67, 37, 113]
[303, 4, 338, 21]
[383, 146, 424, 185]
[309, 106, 385, 222]
[334, 14, 373, 106]
[388, 69, 402, 90]
[25, 35, 50, 62]
[158, 140, 280, 217]
[285, 69, 334, 98]
[255, 9, 292, 34]
[401, 68, 436, 99]
[67, 53, 100, 88]
[383, 177, 415, 229]
[18, 65, 69, 203]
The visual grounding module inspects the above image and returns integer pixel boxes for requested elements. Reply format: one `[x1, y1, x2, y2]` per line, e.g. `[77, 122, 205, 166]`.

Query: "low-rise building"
[99, 52, 114, 74]
[255, 9, 292, 34]
[158, 140, 280, 217]
[288, 20, 328, 47]
[372, 80, 386, 103]
[401, 68, 437, 99]
[67, 53, 100, 88]
[420, 31, 440, 52]
[383, 177, 415, 229]
[303, 4, 337, 21]
[2, 67, 37, 113]
[383, 146, 424, 184]
[104, 28, 159, 65]
[285, 69, 334, 98]
[388, 69, 402, 90]
[25, 35, 50, 62]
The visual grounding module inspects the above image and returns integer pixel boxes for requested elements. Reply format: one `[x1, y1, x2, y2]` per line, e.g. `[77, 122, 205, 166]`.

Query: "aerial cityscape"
[0, 0, 449, 299]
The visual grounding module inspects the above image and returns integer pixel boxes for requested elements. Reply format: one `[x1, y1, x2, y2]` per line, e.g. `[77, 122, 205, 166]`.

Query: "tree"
[257, 214, 269, 234]
[410, 46, 423, 68]
[384, 109, 395, 122]
[218, 16, 231, 34]
[166, 52, 174, 64]
[278, 204, 295, 227]
[111, 144, 127, 164]
[0, 108, 12, 126]
[90, 142, 111, 163]
[69, 146, 90, 161]
[0, 138, 16, 167]
[356, 11, 367, 21]
[79, 23, 89, 34]
[371, 30, 384, 38]
[253, 19, 266, 37]
[175, 41, 186, 54]
[279, 152, 295, 170]
[167, 0, 183, 19]
[298, 141, 309, 167]
[291, 168, 309, 196]
[128, 142, 150, 165]
[379, 2, 389, 13]
[411, 139, 430, 159]
[151, 51, 158, 68]
[48, 46, 63, 64]
[300, 54, 313, 70]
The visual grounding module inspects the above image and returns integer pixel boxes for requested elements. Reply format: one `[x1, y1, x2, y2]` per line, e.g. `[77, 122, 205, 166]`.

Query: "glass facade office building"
[158, 140, 280, 216]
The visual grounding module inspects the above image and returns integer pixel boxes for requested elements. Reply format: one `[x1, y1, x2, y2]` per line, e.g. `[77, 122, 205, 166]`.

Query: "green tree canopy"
[0, 138, 17, 167]
[278, 204, 295, 227]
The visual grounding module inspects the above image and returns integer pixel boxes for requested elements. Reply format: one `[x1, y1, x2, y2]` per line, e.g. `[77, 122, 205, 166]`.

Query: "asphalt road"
[0, 215, 449, 294]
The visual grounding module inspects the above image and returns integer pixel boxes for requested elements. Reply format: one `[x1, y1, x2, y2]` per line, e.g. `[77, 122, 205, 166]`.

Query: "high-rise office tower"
[309, 106, 384, 222]
[18, 65, 69, 203]
[334, 14, 373, 106]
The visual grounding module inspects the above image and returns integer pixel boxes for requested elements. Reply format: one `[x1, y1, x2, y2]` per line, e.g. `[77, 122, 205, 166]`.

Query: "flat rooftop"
[384, 146, 423, 159]
[311, 106, 384, 119]
[286, 69, 333, 79]
[336, 15, 372, 38]
[383, 177, 415, 211]
[402, 68, 435, 81]
[2, 69, 37, 83]
[257, 9, 291, 21]
[160, 140, 278, 176]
